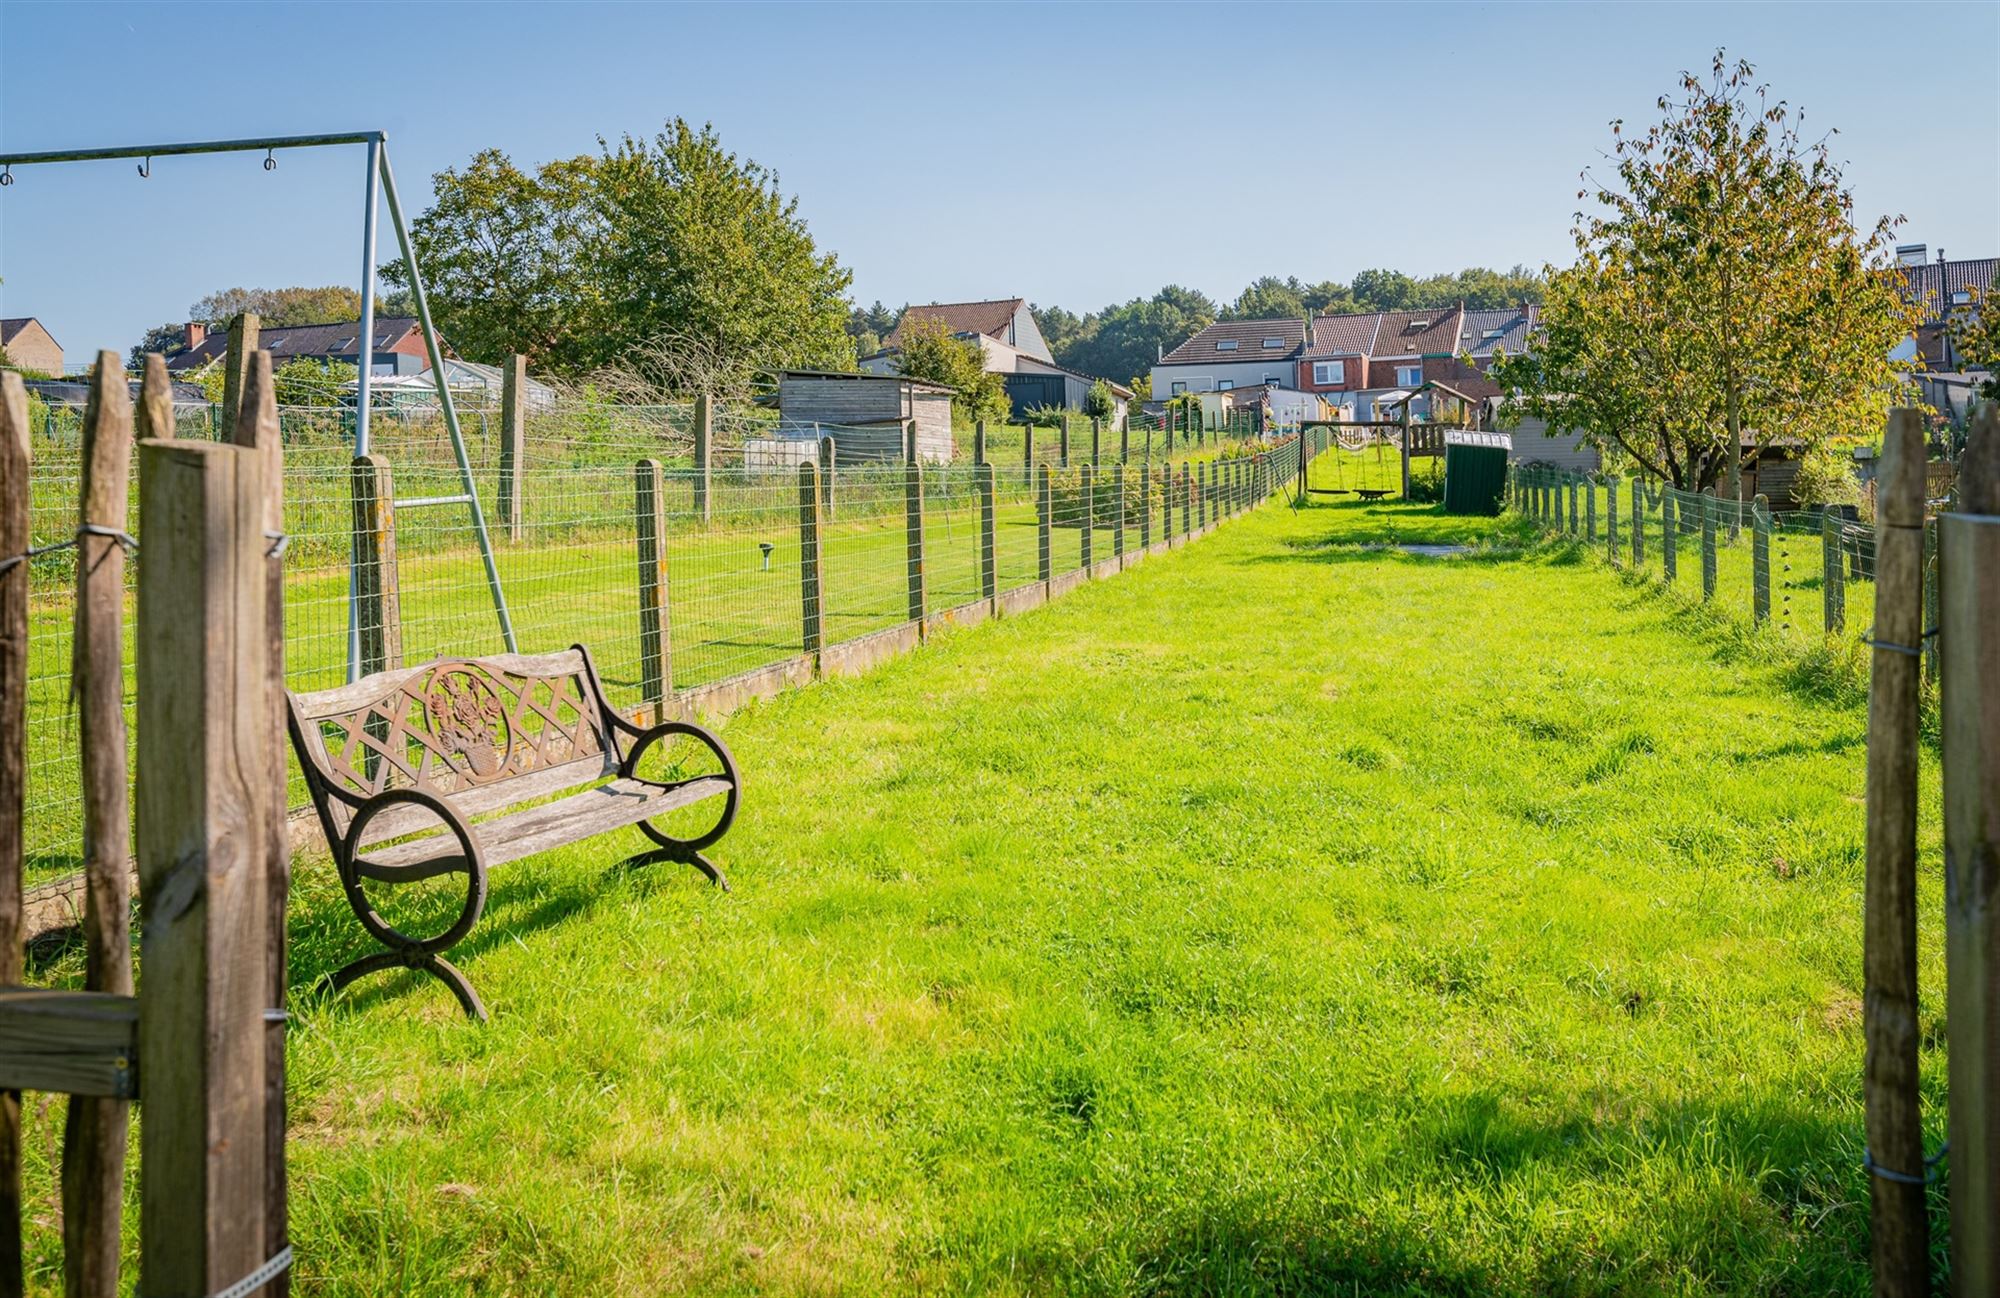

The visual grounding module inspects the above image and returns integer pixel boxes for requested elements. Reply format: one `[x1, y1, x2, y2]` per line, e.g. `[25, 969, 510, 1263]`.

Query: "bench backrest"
[286, 649, 619, 839]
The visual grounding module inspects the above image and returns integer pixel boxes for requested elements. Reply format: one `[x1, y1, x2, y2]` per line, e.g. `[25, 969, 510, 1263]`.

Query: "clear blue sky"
[3, 1, 1995, 361]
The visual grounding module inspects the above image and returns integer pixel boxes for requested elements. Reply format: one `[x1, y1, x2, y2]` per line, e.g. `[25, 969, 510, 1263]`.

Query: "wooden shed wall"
[779, 375, 903, 425]
[1505, 416, 1602, 473]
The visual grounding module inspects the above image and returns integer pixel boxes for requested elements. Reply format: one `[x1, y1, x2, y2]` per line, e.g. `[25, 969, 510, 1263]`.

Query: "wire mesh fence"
[1510, 462, 1897, 659]
[13, 405, 1309, 886]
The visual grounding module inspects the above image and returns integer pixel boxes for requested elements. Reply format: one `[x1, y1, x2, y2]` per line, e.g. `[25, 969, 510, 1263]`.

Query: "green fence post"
[1037, 462, 1053, 583]
[635, 457, 672, 721]
[977, 461, 996, 603]
[905, 422, 926, 624]
[798, 461, 823, 656]
[1701, 487, 1718, 600]
[1752, 494, 1770, 626]
[1080, 463, 1095, 570]
[1112, 463, 1126, 562]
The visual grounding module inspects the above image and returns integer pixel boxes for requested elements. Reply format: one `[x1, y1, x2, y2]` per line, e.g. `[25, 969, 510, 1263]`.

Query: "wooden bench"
[285, 645, 738, 1020]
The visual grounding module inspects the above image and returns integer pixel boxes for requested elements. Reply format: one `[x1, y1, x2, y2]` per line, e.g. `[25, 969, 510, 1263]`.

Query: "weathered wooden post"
[137, 353, 176, 441]
[819, 436, 836, 520]
[220, 312, 260, 441]
[1824, 509, 1846, 634]
[1024, 421, 1035, 470]
[976, 461, 996, 603]
[904, 421, 926, 625]
[0, 376, 23, 1297]
[1059, 414, 1070, 469]
[1036, 463, 1053, 584]
[1943, 404, 2000, 1297]
[1863, 411, 1931, 1297]
[136, 436, 273, 1298]
[973, 419, 986, 466]
[1568, 474, 1579, 534]
[1112, 463, 1126, 564]
[692, 393, 714, 526]
[1632, 483, 1645, 566]
[498, 354, 527, 541]
[1586, 476, 1597, 541]
[1119, 422, 1129, 464]
[1138, 457, 1153, 550]
[798, 462, 823, 656]
[59, 356, 137, 1298]
[636, 458, 673, 722]
[1924, 520, 1941, 685]
[1080, 463, 1095, 570]
[1701, 487, 1718, 601]
[1605, 476, 1619, 563]
[1752, 495, 1771, 626]
[351, 454, 401, 675]
[1662, 492, 1678, 584]
[232, 352, 292, 1298]
[1180, 463, 1192, 538]
[1091, 416, 1102, 467]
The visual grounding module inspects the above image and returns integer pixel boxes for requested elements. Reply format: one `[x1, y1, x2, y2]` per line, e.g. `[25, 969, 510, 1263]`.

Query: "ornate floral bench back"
[287, 649, 620, 841]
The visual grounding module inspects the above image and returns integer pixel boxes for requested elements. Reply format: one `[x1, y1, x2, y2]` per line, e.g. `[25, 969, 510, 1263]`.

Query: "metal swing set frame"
[0, 130, 517, 682]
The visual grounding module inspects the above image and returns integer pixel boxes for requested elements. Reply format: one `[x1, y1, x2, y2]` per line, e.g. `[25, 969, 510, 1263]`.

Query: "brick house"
[165, 317, 437, 377]
[0, 318, 63, 374]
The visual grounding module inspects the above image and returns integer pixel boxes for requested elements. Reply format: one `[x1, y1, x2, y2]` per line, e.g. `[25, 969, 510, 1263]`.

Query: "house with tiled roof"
[0, 317, 62, 375]
[863, 298, 1054, 375]
[1149, 318, 1310, 398]
[165, 317, 438, 377]
[1889, 245, 1995, 371]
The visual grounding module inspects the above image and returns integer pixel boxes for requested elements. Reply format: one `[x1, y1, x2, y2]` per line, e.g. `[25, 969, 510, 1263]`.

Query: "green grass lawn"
[18, 481, 1938, 1295]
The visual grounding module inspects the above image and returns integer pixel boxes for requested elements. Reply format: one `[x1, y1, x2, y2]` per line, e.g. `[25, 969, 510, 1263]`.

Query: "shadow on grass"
[1028, 1091, 1891, 1297]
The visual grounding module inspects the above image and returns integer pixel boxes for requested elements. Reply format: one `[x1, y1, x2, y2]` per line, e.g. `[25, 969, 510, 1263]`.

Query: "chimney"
[184, 321, 207, 350]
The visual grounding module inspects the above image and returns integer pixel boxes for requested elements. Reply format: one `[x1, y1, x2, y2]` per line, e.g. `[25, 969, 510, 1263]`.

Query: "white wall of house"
[1150, 358, 1300, 397]
[1008, 304, 1053, 362]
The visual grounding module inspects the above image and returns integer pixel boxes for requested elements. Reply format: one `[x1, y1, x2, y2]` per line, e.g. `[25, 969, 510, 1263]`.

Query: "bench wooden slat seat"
[285, 644, 739, 1020]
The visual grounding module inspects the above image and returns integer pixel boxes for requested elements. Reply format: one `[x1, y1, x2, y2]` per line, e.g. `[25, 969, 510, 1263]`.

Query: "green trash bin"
[1443, 432, 1511, 516]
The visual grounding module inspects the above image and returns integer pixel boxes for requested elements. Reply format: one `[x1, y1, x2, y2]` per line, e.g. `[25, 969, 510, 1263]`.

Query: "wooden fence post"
[1180, 464, 1192, 538]
[1036, 463, 1053, 583]
[693, 393, 714, 525]
[352, 454, 401, 675]
[137, 354, 176, 442]
[1091, 417, 1101, 467]
[636, 458, 673, 722]
[1753, 495, 1771, 626]
[905, 422, 926, 624]
[1605, 476, 1619, 562]
[1924, 520, 1940, 685]
[1198, 462, 1209, 531]
[1568, 475, 1579, 533]
[1662, 493, 1678, 584]
[499, 354, 526, 541]
[220, 312, 260, 442]
[1080, 464, 1095, 570]
[1139, 457, 1153, 550]
[1632, 483, 1645, 566]
[973, 420, 986, 466]
[1824, 509, 1846, 634]
[1701, 487, 1718, 600]
[1112, 464, 1126, 564]
[58, 356, 138, 1298]
[0, 376, 23, 1298]
[819, 436, 836, 520]
[1943, 405, 2000, 1296]
[798, 462, 823, 656]
[976, 462, 996, 602]
[1586, 476, 1598, 541]
[1119, 422, 1130, 464]
[1024, 422, 1035, 470]
[1863, 410, 1932, 1297]
[232, 351, 292, 1298]
[136, 437, 272, 1298]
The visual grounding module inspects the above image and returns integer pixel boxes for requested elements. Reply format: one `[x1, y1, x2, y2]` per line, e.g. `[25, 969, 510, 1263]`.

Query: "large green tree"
[892, 317, 1008, 423]
[1057, 285, 1217, 389]
[1492, 53, 1917, 492]
[387, 121, 853, 388]
[1222, 276, 1308, 320]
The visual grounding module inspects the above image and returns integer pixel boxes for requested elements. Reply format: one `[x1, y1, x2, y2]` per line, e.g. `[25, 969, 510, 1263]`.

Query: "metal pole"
[0, 131, 383, 168]
[377, 144, 517, 653]
[347, 137, 381, 682]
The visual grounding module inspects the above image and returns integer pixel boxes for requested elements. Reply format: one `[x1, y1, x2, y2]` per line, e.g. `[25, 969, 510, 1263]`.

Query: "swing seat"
[1354, 489, 1393, 501]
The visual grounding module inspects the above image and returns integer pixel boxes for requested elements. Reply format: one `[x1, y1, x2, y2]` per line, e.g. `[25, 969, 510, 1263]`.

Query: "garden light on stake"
[759, 541, 774, 572]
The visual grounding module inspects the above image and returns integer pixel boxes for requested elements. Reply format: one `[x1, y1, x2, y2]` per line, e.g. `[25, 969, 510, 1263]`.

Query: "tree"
[1223, 276, 1307, 320]
[893, 317, 1008, 424]
[1082, 380, 1116, 420]
[1948, 290, 2000, 400]
[189, 286, 364, 327]
[1033, 304, 1090, 357]
[1060, 285, 1216, 389]
[384, 148, 606, 372]
[1490, 52, 1918, 492]
[127, 323, 189, 370]
[1350, 269, 1417, 311]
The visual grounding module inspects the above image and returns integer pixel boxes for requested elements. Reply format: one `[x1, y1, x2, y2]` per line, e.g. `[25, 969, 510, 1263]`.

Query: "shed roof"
[778, 368, 957, 395]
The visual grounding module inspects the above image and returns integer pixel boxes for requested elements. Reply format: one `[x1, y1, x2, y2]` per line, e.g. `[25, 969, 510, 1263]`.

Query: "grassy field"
[19, 470, 1939, 1295]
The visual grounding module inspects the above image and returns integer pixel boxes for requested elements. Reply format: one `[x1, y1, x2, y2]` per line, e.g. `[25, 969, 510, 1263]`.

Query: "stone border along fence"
[12, 376, 1320, 936]
[1509, 456, 1930, 672]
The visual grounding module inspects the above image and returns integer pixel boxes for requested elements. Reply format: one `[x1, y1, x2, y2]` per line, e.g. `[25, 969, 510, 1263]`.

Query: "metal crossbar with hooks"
[0, 130, 518, 681]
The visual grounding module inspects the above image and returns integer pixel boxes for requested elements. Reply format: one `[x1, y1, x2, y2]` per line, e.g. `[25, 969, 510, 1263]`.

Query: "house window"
[1397, 365, 1422, 387]
[1264, 375, 1283, 385]
[1217, 379, 1235, 391]
[1170, 381, 1187, 395]
[1313, 360, 1345, 385]
[1953, 291, 1973, 304]
[1262, 337, 1285, 349]
[1215, 339, 1238, 351]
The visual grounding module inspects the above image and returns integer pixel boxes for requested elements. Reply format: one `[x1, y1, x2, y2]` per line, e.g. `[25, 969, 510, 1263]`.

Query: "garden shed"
[1443, 431, 1512, 515]
[776, 370, 956, 462]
